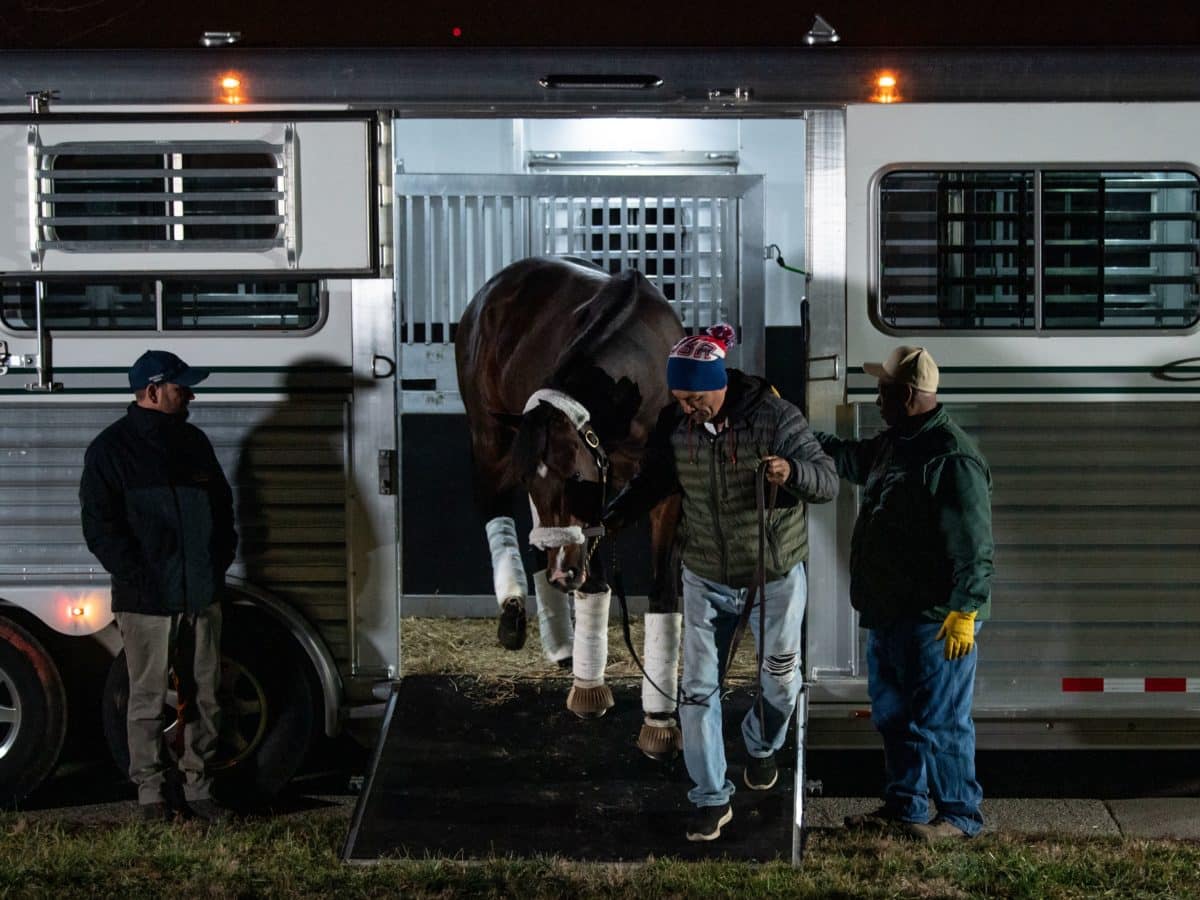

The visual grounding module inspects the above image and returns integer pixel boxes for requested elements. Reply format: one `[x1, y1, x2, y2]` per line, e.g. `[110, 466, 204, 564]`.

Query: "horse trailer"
[0, 44, 1198, 804]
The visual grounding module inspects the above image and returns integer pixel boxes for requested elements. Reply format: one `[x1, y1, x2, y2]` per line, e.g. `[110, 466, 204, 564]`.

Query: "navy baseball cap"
[128, 350, 210, 391]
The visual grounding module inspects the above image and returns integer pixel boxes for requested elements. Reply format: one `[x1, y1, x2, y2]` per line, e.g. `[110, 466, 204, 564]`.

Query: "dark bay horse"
[455, 256, 684, 758]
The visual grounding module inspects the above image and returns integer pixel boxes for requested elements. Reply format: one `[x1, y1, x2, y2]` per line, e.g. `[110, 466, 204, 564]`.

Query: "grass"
[2, 813, 1200, 898]
[11, 622, 1195, 897]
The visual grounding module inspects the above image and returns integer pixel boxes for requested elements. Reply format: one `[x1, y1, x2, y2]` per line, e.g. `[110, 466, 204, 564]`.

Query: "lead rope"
[612, 459, 775, 710]
[723, 461, 774, 732]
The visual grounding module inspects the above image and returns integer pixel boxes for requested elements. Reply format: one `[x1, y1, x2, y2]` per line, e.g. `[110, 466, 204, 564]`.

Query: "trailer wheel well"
[224, 578, 344, 738]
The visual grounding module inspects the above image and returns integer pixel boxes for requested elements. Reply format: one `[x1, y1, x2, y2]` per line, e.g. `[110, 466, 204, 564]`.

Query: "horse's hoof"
[555, 656, 574, 670]
[567, 683, 614, 719]
[637, 722, 683, 760]
[497, 598, 527, 651]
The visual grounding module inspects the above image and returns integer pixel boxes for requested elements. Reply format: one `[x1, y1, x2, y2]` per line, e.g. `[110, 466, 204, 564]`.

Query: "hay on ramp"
[401, 616, 762, 704]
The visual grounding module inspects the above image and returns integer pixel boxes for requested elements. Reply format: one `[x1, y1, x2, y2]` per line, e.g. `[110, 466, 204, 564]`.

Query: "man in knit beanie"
[604, 324, 838, 842]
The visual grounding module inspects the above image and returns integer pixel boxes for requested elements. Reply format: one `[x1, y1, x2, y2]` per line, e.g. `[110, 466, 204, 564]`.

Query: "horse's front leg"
[475, 448, 529, 651]
[531, 544, 573, 668]
[566, 549, 615, 718]
[637, 494, 684, 760]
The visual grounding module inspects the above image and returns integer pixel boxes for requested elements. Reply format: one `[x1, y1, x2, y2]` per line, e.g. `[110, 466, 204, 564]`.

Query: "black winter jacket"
[817, 405, 994, 628]
[80, 404, 237, 616]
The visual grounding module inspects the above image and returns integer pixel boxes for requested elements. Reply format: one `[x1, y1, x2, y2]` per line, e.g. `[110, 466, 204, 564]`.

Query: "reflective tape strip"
[1102, 678, 1145, 693]
[1061, 677, 1200, 693]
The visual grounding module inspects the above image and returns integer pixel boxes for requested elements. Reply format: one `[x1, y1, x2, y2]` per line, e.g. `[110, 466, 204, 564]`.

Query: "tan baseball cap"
[863, 346, 939, 393]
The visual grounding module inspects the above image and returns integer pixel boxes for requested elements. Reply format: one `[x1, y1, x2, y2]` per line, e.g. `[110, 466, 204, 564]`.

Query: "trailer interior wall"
[393, 118, 806, 324]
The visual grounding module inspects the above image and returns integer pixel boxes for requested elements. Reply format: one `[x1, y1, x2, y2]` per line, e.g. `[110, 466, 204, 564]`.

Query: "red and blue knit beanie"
[666, 324, 736, 391]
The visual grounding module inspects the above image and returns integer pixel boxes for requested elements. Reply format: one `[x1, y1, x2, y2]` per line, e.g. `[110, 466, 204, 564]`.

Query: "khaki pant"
[115, 604, 222, 806]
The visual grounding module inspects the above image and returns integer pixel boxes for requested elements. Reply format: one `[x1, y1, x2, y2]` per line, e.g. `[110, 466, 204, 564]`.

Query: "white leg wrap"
[641, 612, 682, 716]
[533, 569, 574, 663]
[571, 588, 611, 687]
[485, 516, 527, 610]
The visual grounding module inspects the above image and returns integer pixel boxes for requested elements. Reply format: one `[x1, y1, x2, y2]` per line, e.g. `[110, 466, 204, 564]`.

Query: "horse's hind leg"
[566, 555, 615, 718]
[638, 495, 684, 760]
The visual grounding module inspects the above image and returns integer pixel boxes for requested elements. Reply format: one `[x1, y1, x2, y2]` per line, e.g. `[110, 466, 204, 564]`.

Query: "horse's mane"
[545, 269, 647, 442]
[550, 269, 644, 384]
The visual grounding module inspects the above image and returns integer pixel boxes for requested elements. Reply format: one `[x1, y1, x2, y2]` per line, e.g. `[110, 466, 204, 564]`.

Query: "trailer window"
[1, 282, 156, 330]
[879, 170, 1035, 330]
[1042, 171, 1200, 329]
[1, 280, 321, 332]
[162, 282, 321, 330]
[878, 168, 1200, 332]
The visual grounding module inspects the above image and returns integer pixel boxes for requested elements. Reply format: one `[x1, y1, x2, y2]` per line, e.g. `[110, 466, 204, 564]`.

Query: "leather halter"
[523, 388, 610, 548]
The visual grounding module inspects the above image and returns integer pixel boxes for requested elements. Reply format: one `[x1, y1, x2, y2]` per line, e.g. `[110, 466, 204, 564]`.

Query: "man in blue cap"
[80, 350, 237, 823]
[603, 325, 838, 842]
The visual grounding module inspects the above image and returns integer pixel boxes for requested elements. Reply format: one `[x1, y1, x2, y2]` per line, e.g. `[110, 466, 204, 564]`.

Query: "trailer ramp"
[342, 675, 797, 861]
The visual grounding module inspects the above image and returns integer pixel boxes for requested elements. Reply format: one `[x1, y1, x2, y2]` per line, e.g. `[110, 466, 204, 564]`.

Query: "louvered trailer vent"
[35, 140, 287, 253]
[0, 118, 376, 275]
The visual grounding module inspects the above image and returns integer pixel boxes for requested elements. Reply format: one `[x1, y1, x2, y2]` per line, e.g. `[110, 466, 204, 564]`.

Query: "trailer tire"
[102, 605, 317, 801]
[0, 618, 68, 807]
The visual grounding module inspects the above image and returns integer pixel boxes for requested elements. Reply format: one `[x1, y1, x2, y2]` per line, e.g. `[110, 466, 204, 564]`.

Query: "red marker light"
[452, 26, 463, 38]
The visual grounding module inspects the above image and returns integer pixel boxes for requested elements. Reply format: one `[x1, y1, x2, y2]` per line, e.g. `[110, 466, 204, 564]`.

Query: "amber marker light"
[872, 72, 900, 104]
[219, 72, 245, 105]
[69, 604, 86, 618]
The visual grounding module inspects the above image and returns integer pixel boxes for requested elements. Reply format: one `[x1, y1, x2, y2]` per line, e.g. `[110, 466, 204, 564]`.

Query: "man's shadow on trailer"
[231, 357, 377, 798]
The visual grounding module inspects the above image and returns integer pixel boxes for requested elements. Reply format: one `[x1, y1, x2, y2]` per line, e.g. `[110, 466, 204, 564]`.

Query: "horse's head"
[510, 400, 607, 592]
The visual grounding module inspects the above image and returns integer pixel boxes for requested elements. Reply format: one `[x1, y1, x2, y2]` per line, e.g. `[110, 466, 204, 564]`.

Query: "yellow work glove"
[935, 610, 977, 661]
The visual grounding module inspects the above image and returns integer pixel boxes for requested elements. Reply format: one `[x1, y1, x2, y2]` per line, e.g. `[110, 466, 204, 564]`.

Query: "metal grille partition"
[395, 174, 764, 408]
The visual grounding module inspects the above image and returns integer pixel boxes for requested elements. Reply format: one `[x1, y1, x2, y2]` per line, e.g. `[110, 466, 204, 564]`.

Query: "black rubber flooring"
[343, 675, 797, 861]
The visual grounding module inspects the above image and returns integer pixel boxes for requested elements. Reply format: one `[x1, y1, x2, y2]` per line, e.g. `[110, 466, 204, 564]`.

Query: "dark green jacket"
[817, 405, 993, 628]
[607, 370, 838, 588]
[80, 404, 237, 616]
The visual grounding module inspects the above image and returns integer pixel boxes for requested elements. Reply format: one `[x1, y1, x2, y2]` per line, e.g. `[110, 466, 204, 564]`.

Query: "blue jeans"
[867, 618, 984, 835]
[680, 562, 807, 809]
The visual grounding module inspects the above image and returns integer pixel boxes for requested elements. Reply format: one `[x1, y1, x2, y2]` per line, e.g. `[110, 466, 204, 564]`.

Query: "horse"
[455, 255, 685, 759]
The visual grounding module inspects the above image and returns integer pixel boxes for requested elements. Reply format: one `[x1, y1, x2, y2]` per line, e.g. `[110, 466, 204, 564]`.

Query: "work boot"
[497, 598, 527, 650]
[743, 753, 778, 791]
[685, 802, 733, 842]
[187, 798, 233, 824]
[902, 817, 970, 842]
[844, 805, 904, 831]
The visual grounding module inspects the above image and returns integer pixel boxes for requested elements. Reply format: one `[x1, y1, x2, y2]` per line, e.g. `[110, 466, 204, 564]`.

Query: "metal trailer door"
[392, 172, 764, 615]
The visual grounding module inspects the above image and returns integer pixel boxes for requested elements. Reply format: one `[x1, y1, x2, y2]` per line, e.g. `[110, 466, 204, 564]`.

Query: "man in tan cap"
[817, 346, 994, 842]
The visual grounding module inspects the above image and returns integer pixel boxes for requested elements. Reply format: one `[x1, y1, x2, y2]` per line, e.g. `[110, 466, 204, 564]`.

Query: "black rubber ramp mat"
[343, 675, 796, 861]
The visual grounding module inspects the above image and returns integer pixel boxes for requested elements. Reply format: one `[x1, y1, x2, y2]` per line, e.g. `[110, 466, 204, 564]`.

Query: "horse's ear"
[491, 411, 524, 432]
